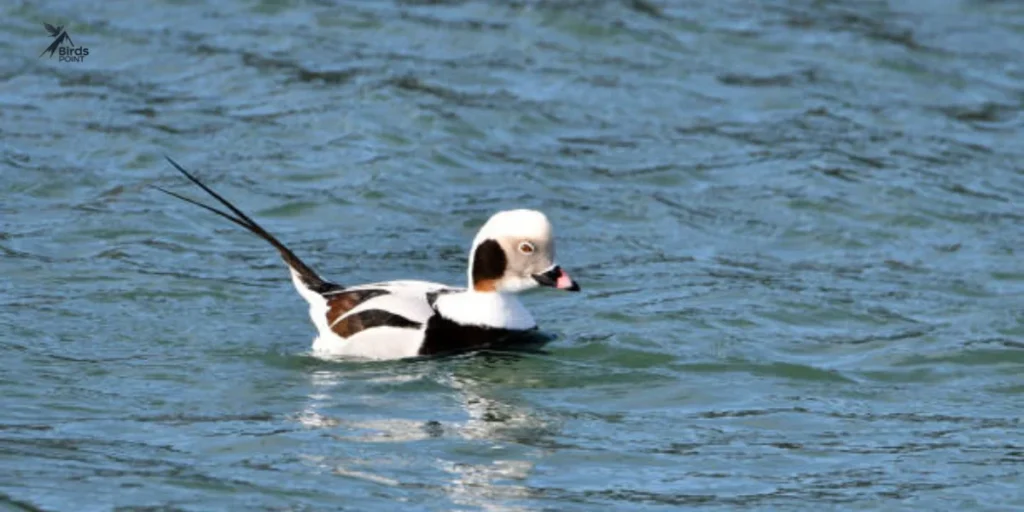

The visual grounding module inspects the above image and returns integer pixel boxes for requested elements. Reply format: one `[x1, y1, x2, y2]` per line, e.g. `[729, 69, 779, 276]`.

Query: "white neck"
[434, 290, 536, 330]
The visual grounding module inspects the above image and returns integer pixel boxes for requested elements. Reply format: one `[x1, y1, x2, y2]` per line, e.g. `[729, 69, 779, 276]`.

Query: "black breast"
[418, 289, 552, 356]
[418, 314, 547, 356]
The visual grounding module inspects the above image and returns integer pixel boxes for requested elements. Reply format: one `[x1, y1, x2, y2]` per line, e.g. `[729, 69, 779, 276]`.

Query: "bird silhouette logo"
[40, 23, 75, 58]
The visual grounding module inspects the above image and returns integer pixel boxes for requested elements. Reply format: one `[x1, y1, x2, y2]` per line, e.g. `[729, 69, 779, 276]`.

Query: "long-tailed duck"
[157, 157, 580, 360]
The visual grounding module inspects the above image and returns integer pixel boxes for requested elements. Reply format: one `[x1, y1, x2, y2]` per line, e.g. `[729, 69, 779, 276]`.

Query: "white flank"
[312, 326, 424, 360]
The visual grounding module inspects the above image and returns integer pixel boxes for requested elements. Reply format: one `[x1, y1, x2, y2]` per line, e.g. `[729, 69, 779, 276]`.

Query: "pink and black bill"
[532, 265, 580, 291]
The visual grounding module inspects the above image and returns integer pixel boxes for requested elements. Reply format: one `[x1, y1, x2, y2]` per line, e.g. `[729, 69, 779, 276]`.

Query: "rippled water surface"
[2, 0, 1024, 510]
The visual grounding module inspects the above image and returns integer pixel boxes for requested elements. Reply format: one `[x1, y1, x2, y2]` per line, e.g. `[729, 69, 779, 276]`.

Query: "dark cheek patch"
[471, 239, 507, 291]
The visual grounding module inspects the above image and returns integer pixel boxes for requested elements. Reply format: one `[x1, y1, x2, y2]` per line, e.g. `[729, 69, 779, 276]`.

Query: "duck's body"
[295, 278, 539, 359]
[158, 157, 579, 360]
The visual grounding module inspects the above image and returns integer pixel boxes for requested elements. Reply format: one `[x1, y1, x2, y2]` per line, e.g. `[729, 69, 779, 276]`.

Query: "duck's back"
[307, 280, 456, 359]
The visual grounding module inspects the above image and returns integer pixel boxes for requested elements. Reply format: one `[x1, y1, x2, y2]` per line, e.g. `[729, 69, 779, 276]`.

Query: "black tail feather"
[158, 156, 340, 294]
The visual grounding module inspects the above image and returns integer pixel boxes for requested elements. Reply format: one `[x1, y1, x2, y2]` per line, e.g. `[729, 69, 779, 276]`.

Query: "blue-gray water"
[2, 0, 1023, 510]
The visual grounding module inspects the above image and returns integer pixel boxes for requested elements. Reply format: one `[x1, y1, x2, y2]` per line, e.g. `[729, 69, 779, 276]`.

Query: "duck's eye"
[518, 241, 535, 254]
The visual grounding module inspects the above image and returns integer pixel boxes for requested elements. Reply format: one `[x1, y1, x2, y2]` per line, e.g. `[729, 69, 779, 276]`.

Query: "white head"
[466, 209, 580, 294]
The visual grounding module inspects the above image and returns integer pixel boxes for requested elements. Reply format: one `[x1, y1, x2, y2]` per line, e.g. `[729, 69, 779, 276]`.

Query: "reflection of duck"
[40, 23, 74, 58]
[293, 354, 554, 509]
[158, 157, 580, 360]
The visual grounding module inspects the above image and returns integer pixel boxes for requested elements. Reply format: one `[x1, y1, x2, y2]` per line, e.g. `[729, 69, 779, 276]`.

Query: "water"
[2, 0, 1023, 509]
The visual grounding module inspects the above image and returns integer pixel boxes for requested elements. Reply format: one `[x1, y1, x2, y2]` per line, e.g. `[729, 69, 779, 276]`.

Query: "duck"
[156, 157, 581, 360]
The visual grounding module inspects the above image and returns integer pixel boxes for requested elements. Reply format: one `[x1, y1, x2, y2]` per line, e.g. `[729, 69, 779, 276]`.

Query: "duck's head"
[466, 209, 580, 294]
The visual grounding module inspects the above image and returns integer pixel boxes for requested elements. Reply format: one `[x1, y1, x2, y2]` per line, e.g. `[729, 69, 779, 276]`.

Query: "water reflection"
[293, 352, 556, 509]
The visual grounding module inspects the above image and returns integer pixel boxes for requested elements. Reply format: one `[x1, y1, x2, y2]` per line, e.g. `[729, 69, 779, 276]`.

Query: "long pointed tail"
[156, 156, 340, 294]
